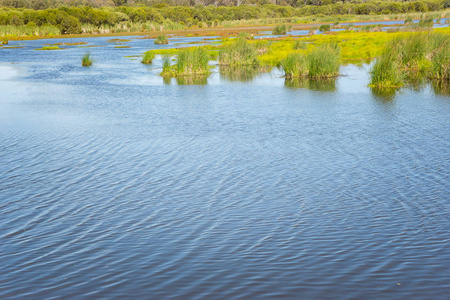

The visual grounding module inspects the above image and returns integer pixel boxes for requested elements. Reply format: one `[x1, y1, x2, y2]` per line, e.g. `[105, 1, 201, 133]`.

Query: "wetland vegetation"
[82, 51, 93, 66]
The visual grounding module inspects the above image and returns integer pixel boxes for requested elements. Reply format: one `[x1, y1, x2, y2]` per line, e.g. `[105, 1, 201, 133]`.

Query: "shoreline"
[3, 18, 437, 42]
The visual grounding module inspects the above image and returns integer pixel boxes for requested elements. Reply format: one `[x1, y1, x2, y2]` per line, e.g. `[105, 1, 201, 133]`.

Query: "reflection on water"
[284, 77, 336, 92]
[370, 86, 398, 102]
[219, 65, 270, 82]
[162, 76, 208, 85]
[432, 80, 450, 96]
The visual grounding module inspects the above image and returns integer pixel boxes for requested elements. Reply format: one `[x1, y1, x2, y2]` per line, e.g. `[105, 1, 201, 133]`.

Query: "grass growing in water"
[35, 46, 61, 50]
[370, 32, 450, 87]
[82, 51, 93, 67]
[161, 47, 210, 76]
[155, 35, 169, 45]
[281, 43, 340, 78]
[219, 37, 258, 66]
[142, 51, 156, 64]
[272, 25, 291, 35]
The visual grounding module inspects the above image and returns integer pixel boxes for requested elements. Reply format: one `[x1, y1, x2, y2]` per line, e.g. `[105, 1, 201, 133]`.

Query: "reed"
[319, 24, 331, 32]
[219, 37, 258, 66]
[161, 47, 210, 76]
[154, 35, 169, 45]
[306, 43, 341, 78]
[142, 51, 156, 64]
[272, 25, 290, 35]
[281, 53, 308, 78]
[82, 51, 93, 67]
[370, 32, 450, 87]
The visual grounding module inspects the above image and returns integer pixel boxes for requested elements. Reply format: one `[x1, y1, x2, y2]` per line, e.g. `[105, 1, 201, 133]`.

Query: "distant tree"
[59, 15, 82, 34]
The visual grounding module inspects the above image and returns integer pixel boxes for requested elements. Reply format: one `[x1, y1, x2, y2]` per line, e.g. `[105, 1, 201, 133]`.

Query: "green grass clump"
[161, 47, 210, 76]
[370, 52, 404, 88]
[319, 24, 331, 32]
[154, 35, 169, 45]
[142, 51, 156, 64]
[273, 25, 291, 35]
[281, 53, 308, 78]
[82, 51, 93, 67]
[1, 39, 8, 45]
[281, 43, 340, 78]
[36, 46, 61, 50]
[370, 32, 450, 87]
[219, 37, 258, 66]
[307, 43, 341, 78]
[404, 16, 413, 24]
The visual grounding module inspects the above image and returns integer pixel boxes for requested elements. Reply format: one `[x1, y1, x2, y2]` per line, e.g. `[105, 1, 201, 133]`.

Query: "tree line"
[0, 0, 448, 34]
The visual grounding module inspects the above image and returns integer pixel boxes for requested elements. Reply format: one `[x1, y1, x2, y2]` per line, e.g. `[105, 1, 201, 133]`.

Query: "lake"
[0, 35, 449, 299]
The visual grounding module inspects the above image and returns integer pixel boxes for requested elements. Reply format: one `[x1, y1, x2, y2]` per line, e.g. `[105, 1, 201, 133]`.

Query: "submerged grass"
[82, 51, 93, 67]
[161, 47, 210, 77]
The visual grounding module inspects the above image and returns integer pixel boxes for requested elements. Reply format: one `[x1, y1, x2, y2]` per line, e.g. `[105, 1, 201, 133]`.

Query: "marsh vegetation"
[161, 47, 210, 77]
[154, 35, 169, 45]
[82, 51, 93, 67]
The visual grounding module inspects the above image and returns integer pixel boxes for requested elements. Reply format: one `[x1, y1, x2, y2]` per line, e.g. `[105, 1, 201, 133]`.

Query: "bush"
[59, 15, 81, 34]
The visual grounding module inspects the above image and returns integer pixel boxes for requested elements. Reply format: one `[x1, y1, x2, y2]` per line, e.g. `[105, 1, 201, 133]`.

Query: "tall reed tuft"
[307, 43, 341, 78]
[161, 47, 210, 76]
[142, 51, 156, 64]
[81, 51, 93, 67]
[219, 37, 258, 66]
[370, 32, 450, 87]
[273, 24, 290, 35]
[281, 53, 308, 78]
[281, 43, 340, 78]
[154, 35, 169, 45]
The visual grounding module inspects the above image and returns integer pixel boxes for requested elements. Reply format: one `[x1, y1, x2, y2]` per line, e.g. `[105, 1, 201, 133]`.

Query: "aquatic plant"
[319, 24, 331, 32]
[369, 52, 404, 88]
[404, 16, 413, 24]
[306, 43, 341, 78]
[82, 51, 93, 67]
[1, 39, 8, 45]
[219, 37, 258, 66]
[273, 25, 290, 35]
[142, 51, 156, 64]
[281, 53, 308, 78]
[161, 47, 210, 77]
[155, 35, 169, 45]
[36, 46, 61, 50]
[370, 32, 450, 87]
